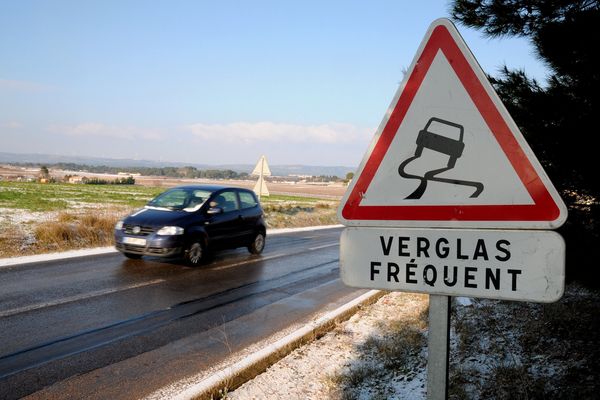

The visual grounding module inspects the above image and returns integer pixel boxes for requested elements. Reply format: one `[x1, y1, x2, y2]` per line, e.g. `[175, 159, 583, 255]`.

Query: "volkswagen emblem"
[132, 226, 141, 235]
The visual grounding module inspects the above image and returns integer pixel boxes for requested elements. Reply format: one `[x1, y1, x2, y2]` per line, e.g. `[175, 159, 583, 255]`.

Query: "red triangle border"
[341, 24, 561, 223]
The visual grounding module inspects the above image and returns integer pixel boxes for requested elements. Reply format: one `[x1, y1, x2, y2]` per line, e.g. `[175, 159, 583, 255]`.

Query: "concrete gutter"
[171, 289, 384, 400]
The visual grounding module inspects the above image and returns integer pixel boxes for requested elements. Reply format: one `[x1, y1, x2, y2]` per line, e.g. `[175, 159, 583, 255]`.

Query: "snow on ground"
[221, 285, 597, 399]
[226, 292, 429, 400]
[0, 207, 58, 225]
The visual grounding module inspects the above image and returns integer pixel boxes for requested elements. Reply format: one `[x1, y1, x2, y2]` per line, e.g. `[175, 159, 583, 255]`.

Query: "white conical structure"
[253, 176, 270, 198]
[251, 155, 271, 199]
[251, 155, 271, 177]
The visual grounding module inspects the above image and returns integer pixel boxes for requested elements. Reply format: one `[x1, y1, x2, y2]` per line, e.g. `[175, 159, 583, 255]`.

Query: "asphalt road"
[0, 227, 366, 400]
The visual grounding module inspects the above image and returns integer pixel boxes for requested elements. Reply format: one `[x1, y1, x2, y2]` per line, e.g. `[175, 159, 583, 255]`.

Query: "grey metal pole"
[427, 294, 451, 400]
[258, 158, 264, 201]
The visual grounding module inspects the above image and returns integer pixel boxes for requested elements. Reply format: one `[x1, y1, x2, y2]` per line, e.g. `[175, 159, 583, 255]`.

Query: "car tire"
[248, 232, 265, 255]
[123, 252, 142, 259]
[185, 241, 205, 266]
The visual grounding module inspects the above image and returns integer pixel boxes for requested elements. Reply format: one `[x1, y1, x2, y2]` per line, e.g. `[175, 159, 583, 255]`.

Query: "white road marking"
[0, 279, 165, 318]
[308, 242, 339, 251]
[211, 241, 339, 271]
[210, 253, 288, 271]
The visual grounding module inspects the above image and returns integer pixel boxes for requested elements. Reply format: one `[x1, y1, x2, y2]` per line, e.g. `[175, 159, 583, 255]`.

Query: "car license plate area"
[123, 237, 147, 246]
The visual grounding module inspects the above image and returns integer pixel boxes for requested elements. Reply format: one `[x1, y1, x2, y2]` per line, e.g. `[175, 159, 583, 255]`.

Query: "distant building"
[68, 176, 84, 184]
[289, 174, 312, 179]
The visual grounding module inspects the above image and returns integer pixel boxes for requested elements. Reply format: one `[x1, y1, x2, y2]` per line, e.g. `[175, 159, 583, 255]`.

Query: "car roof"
[170, 184, 251, 192]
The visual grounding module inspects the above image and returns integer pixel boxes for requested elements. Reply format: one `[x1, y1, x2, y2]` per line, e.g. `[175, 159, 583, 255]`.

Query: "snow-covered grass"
[225, 284, 599, 399]
[448, 284, 600, 399]
[227, 292, 430, 400]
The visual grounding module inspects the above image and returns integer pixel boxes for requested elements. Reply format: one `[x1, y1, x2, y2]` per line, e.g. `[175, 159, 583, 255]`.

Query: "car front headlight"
[115, 220, 124, 230]
[157, 226, 184, 235]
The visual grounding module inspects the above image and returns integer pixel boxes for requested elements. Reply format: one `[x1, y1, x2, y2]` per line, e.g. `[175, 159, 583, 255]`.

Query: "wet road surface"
[0, 227, 365, 399]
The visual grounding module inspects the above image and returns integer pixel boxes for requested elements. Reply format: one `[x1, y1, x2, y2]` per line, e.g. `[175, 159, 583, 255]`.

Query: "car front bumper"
[114, 231, 184, 257]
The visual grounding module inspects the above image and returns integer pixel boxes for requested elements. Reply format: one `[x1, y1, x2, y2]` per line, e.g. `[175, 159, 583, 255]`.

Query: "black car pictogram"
[398, 117, 484, 199]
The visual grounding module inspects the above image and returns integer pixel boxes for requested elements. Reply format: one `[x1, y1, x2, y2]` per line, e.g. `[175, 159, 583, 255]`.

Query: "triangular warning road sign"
[251, 155, 272, 177]
[338, 18, 567, 229]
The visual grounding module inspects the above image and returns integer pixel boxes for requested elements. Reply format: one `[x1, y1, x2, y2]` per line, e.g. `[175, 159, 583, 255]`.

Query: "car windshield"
[146, 188, 213, 211]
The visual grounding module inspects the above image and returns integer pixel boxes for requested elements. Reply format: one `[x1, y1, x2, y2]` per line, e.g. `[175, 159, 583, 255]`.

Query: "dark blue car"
[114, 185, 266, 265]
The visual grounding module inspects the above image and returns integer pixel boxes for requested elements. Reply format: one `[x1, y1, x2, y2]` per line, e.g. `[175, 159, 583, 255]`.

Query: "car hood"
[123, 207, 199, 228]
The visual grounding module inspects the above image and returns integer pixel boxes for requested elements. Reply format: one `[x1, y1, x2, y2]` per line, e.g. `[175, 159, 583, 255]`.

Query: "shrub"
[33, 213, 119, 251]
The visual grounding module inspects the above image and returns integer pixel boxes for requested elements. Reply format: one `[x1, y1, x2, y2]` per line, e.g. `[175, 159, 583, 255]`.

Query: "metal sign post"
[427, 295, 450, 400]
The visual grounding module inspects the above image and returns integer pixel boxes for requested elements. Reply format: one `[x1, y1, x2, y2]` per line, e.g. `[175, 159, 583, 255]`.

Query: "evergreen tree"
[451, 0, 600, 283]
[451, 0, 599, 193]
[39, 165, 50, 179]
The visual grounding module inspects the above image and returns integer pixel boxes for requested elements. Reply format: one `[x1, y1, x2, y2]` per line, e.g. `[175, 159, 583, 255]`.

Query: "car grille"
[116, 243, 181, 256]
[147, 246, 177, 255]
[117, 243, 145, 253]
[123, 224, 155, 236]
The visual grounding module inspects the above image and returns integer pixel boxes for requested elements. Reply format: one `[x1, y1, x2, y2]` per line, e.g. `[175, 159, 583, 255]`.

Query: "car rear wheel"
[248, 232, 265, 255]
[186, 241, 204, 265]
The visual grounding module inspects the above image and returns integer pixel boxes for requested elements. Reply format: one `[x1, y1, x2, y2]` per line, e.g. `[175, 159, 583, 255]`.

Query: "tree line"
[16, 163, 252, 180]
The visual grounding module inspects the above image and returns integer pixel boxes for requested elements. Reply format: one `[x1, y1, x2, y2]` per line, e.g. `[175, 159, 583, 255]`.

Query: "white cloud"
[1, 121, 23, 129]
[49, 123, 163, 140]
[184, 121, 372, 144]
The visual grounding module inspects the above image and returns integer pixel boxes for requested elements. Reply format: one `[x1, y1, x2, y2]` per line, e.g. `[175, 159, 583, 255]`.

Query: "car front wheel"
[123, 252, 142, 259]
[248, 232, 265, 255]
[185, 241, 204, 265]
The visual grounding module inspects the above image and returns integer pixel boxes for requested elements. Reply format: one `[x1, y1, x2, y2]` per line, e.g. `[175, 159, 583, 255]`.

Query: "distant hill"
[0, 152, 356, 178]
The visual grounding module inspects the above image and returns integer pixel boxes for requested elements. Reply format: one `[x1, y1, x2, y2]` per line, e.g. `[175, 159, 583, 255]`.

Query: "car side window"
[214, 191, 239, 213]
[239, 191, 258, 209]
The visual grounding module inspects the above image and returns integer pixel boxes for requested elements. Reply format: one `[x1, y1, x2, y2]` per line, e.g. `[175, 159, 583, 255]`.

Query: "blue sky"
[0, 1, 548, 167]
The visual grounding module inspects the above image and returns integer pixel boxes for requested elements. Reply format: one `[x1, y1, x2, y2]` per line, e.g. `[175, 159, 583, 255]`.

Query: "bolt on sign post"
[337, 18, 567, 400]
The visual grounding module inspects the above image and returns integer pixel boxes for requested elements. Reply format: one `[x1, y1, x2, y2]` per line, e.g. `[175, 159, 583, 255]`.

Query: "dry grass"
[263, 202, 338, 228]
[0, 226, 31, 258]
[33, 212, 120, 252]
[0, 211, 122, 257]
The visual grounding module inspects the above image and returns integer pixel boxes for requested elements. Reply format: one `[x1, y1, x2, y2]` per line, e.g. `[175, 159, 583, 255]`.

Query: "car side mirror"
[207, 207, 223, 215]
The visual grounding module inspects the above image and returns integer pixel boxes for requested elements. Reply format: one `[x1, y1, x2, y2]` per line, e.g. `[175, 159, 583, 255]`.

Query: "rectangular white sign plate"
[122, 237, 146, 246]
[340, 227, 565, 302]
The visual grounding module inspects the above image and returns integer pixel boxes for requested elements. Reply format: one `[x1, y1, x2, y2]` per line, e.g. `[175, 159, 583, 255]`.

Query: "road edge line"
[0, 225, 343, 268]
[0, 247, 117, 268]
[171, 289, 385, 400]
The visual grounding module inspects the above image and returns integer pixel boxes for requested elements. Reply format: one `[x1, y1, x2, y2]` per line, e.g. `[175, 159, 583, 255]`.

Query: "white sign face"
[340, 227, 565, 302]
[338, 18, 567, 229]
